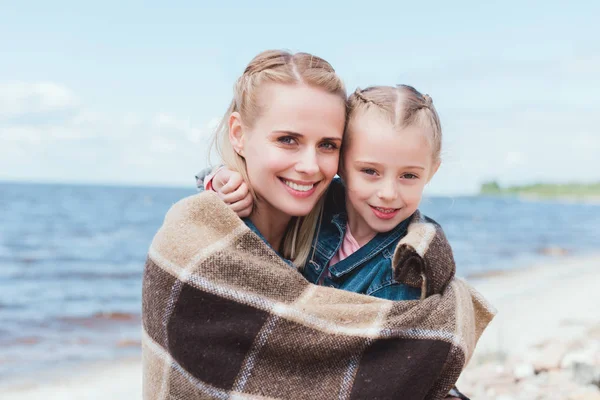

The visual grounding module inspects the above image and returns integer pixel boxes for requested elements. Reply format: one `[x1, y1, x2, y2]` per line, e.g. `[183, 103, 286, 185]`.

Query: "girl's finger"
[220, 174, 244, 195]
[237, 206, 252, 218]
[222, 182, 249, 204]
[229, 195, 253, 213]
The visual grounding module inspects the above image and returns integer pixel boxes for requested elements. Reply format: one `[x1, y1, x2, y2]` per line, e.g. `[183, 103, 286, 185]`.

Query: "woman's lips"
[279, 178, 319, 198]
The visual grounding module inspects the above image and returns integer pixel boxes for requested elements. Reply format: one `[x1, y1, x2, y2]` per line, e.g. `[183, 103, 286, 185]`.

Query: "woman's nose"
[295, 149, 320, 175]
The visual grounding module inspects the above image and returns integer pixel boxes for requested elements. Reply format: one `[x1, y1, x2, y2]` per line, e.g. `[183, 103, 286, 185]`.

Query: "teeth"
[375, 207, 396, 214]
[283, 180, 314, 192]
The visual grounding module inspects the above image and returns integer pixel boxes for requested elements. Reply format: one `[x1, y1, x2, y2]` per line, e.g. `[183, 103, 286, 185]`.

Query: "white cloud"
[0, 82, 79, 120]
[0, 81, 218, 187]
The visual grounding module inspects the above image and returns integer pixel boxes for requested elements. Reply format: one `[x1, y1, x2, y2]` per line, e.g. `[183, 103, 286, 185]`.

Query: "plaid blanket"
[142, 192, 495, 400]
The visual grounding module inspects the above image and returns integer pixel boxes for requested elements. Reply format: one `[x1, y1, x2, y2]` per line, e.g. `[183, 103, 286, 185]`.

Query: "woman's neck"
[249, 201, 292, 252]
[345, 199, 377, 247]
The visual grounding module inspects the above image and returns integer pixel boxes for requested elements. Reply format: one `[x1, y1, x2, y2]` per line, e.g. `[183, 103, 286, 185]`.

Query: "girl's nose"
[377, 180, 398, 201]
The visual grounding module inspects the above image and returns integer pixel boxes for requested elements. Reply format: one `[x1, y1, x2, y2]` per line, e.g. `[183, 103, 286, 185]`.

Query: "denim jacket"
[303, 178, 421, 301]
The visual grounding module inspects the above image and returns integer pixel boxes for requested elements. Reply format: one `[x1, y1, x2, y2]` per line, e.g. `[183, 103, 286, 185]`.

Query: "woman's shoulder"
[150, 192, 248, 264]
[159, 192, 244, 237]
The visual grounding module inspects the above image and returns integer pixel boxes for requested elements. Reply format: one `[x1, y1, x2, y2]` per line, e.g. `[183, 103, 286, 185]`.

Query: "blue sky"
[1, 1, 598, 194]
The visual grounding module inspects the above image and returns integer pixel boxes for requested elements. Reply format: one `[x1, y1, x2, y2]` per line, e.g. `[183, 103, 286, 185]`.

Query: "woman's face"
[230, 83, 346, 218]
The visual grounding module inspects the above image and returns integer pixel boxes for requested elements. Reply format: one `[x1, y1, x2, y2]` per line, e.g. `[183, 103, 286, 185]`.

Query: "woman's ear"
[228, 111, 245, 156]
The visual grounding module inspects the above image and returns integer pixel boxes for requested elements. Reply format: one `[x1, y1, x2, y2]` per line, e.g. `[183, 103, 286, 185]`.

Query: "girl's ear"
[427, 160, 441, 183]
[228, 112, 245, 156]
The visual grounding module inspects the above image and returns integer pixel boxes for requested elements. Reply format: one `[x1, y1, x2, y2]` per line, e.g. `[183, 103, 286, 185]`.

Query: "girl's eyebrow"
[355, 160, 384, 167]
[355, 160, 425, 170]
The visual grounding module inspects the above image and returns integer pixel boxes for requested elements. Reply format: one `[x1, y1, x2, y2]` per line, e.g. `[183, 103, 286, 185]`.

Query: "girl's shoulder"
[393, 210, 456, 296]
[406, 211, 449, 241]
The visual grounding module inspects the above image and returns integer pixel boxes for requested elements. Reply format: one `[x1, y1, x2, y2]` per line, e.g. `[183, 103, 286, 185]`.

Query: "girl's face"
[230, 83, 346, 219]
[341, 110, 439, 235]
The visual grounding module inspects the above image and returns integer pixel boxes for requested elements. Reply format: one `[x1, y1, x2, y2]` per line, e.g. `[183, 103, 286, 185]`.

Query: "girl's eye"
[277, 136, 297, 145]
[320, 141, 338, 151]
[402, 173, 419, 180]
[361, 168, 378, 176]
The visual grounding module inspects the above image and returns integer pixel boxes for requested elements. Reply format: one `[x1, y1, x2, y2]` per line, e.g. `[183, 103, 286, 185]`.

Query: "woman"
[143, 50, 494, 400]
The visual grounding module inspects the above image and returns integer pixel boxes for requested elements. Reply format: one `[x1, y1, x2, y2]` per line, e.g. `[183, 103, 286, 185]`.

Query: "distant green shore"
[480, 181, 600, 201]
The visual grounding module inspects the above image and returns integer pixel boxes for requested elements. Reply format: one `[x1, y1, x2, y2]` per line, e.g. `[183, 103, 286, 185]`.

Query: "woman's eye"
[320, 141, 338, 151]
[277, 136, 297, 145]
[402, 173, 419, 179]
[361, 168, 378, 176]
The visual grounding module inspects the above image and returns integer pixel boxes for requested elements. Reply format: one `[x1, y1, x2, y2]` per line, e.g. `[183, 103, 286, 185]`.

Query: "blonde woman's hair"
[210, 49, 346, 267]
[346, 84, 442, 164]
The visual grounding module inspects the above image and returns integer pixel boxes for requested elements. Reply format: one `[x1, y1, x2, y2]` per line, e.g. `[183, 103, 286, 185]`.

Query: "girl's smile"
[369, 205, 401, 220]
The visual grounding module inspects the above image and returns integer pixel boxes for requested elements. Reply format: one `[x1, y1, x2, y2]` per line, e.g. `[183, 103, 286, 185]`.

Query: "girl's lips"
[279, 178, 319, 199]
[369, 205, 400, 220]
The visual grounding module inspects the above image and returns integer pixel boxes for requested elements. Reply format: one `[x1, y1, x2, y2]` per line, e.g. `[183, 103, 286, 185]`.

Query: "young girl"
[202, 84, 446, 301]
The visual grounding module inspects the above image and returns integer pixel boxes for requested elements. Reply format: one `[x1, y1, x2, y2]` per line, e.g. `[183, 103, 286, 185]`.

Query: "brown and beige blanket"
[142, 192, 495, 400]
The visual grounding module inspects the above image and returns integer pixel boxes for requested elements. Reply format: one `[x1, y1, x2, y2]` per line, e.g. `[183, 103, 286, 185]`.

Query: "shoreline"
[0, 356, 142, 399]
[478, 193, 600, 205]
[2, 253, 600, 399]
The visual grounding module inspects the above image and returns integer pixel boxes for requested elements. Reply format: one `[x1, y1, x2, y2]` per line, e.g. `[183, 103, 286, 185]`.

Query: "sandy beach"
[0, 357, 142, 400]
[2, 253, 599, 399]
[466, 253, 600, 358]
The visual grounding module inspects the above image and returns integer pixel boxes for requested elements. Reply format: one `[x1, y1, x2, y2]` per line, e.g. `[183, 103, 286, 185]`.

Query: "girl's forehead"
[345, 113, 433, 163]
[348, 108, 393, 133]
[347, 110, 428, 144]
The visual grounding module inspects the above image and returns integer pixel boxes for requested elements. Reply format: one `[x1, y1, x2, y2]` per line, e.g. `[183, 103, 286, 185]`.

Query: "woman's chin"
[280, 204, 318, 217]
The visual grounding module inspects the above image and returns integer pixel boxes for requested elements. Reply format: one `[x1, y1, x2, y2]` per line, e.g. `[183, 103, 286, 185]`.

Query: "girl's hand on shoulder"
[212, 168, 253, 218]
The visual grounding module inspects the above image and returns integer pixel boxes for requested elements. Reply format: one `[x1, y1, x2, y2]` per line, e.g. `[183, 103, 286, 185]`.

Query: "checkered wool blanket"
[142, 192, 495, 400]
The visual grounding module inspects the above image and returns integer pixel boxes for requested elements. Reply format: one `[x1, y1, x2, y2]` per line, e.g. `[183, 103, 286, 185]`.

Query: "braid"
[422, 93, 433, 107]
[243, 50, 291, 75]
[353, 87, 375, 105]
[397, 84, 433, 110]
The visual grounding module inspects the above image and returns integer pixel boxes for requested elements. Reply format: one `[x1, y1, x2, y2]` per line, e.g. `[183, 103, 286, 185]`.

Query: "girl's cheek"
[407, 187, 425, 205]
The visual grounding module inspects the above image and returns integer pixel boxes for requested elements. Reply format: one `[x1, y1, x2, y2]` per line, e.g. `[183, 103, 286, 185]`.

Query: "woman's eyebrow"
[272, 130, 302, 137]
[272, 131, 342, 142]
